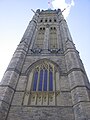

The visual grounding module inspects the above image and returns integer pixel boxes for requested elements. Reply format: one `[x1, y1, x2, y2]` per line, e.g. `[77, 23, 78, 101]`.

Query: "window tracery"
[32, 63, 54, 92]
[23, 60, 60, 106]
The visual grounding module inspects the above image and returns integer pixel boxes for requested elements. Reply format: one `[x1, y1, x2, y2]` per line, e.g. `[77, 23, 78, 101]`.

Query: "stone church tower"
[0, 9, 90, 120]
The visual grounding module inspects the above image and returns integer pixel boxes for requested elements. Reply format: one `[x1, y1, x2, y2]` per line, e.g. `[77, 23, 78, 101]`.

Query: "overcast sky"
[0, 0, 90, 81]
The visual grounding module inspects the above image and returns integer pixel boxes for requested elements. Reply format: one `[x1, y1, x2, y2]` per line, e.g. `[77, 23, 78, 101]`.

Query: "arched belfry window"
[23, 60, 60, 106]
[33, 27, 45, 49]
[49, 27, 58, 49]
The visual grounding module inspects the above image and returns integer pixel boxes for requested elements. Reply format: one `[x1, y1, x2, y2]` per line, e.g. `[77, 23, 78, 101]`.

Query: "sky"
[0, 0, 90, 82]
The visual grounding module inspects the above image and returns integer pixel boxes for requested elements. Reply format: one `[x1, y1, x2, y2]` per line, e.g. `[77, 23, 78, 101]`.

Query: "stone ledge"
[0, 85, 15, 92]
[67, 68, 85, 76]
[72, 101, 90, 107]
[0, 86, 14, 105]
[6, 68, 21, 74]
[0, 70, 20, 90]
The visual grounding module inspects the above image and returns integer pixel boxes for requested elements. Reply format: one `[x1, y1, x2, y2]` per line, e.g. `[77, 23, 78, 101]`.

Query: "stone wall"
[7, 106, 75, 120]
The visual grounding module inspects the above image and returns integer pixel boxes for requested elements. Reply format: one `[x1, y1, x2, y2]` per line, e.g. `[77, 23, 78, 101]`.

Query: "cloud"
[52, 0, 75, 19]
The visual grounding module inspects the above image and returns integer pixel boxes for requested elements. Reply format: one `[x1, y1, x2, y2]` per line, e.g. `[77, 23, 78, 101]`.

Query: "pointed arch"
[23, 59, 60, 106]
[49, 26, 58, 49]
[26, 58, 60, 76]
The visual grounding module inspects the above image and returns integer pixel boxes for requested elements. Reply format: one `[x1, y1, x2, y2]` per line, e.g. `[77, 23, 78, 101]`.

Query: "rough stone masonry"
[0, 9, 90, 120]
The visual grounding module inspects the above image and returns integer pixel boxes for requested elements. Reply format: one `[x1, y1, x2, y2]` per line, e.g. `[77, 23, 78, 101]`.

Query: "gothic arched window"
[33, 27, 45, 49]
[40, 19, 43, 22]
[32, 63, 54, 92]
[23, 60, 60, 106]
[49, 19, 52, 22]
[49, 27, 57, 49]
[45, 19, 47, 22]
[54, 19, 56, 22]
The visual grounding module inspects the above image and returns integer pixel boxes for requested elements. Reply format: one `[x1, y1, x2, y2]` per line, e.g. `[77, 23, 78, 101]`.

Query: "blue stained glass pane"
[43, 69, 47, 91]
[33, 71, 38, 91]
[49, 71, 53, 91]
[38, 69, 43, 91]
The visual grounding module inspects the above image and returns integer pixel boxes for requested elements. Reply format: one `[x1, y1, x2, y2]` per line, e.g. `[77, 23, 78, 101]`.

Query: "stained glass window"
[33, 71, 38, 91]
[43, 69, 48, 91]
[38, 69, 43, 91]
[27, 61, 61, 106]
[49, 71, 53, 91]
[32, 63, 54, 92]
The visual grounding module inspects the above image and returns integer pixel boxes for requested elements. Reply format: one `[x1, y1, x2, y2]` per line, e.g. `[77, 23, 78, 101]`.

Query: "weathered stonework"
[7, 107, 75, 120]
[0, 9, 90, 120]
